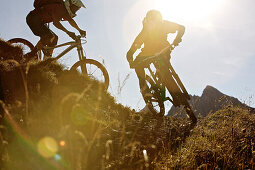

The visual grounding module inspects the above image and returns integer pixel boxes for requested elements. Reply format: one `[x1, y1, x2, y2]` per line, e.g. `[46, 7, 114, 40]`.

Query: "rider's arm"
[53, 20, 76, 39]
[53, 20, 69, 32]
[164, 21, 185, 46]
[173, 24, 185, 46]
[126, 30, 144, 63]
[68, 19, 86, 37]
[68, 19, 82, 32]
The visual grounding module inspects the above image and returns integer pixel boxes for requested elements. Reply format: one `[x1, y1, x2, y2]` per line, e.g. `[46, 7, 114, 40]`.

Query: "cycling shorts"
[26, 11, 53, 40]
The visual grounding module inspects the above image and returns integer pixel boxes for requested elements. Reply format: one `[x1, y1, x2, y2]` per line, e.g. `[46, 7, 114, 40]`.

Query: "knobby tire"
[70, 59, 109, 90]
[142, 75, 165, 116]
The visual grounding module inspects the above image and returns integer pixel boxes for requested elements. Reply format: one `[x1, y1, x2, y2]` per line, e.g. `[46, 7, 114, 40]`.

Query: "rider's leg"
[135, 67, 152, 99]
[26, 11, 56, 59]
[135, 67, 146, 90]
[26, 11, 44, 58]
[45, 32, 58, 58]
[31, 30, 57, 60]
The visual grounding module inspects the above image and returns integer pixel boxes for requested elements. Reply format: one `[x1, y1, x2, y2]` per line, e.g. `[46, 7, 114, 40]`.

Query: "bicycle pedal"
[166, 97, 173, 102]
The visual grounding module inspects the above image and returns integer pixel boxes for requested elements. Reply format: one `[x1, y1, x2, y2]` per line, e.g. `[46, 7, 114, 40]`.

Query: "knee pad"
[40, 33, 57, 47]
[50, 34, 58, 47]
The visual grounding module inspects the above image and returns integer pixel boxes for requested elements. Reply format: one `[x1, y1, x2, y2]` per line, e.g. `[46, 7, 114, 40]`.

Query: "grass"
[0, 39, 254, 169]
[160, 107, 255, 169]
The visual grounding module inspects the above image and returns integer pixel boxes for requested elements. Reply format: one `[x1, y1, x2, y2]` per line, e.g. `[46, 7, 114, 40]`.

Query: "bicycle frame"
[135, 44, 189, 103]
[133, 45, 197, 122]
[146, 63, 171, 102]
[41, 36, 86, 62]
[41, 36, 88, 74]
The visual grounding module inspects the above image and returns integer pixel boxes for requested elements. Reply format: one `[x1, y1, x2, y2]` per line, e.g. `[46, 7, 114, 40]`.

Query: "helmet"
[65, 0, 86, 8]
[69, 0, 86, 8]
[64, 0, 85, 18]
[145, 10, 162, 22]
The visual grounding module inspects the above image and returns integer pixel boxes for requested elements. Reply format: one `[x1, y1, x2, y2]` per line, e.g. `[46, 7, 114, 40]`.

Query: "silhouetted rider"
[26, 0, 86, 58]
[126, 10, 185, 96]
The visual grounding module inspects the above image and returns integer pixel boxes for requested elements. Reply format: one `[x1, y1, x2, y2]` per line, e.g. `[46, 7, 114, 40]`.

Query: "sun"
[123, 0, 226, 44]
[154, 0, 226, 27]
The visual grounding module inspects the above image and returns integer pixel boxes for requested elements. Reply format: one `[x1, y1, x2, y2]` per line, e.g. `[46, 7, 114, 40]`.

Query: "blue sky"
[1, 0, 255, 110]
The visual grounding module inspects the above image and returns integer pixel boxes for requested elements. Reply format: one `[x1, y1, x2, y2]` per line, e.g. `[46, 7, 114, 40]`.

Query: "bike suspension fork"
[77, 45, 88, 74]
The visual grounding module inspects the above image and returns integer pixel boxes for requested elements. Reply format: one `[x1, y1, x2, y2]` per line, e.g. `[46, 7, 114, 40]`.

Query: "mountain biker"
[126, 10, 185, 98]
[26, 0, 86, 58]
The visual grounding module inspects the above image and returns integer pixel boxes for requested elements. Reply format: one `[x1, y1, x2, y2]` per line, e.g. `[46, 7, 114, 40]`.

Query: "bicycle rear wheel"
[161, 68, 197, 123]
[7, 38, 38, 61]
[142, 75, 165, 116]
[70, 59, 109, 90]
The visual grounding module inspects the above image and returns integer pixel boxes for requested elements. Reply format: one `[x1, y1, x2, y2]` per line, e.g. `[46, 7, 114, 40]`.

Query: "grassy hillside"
[161, 107, 255, 169]
[0, 39, 254, 169]
[0, 59, 132, 169]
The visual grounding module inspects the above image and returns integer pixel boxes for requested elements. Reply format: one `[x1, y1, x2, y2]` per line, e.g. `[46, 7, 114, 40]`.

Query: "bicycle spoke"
[141, 71, 165, 115]
[89, 67, 99, 76]
[71, 59, 109, 90]
[80, 63, 106, 83]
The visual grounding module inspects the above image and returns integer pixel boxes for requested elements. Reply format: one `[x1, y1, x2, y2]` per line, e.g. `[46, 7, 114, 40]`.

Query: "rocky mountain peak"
[202, 85, 223, 98]
[168, 85, 254, 117]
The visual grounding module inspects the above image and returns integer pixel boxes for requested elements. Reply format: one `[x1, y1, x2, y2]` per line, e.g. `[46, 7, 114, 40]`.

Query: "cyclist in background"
[26, 0, 86, 58]
[126, 10, 185, 97]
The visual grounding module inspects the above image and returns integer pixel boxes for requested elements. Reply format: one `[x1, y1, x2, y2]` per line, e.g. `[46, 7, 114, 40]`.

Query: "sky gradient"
[1, 0, 255, 110]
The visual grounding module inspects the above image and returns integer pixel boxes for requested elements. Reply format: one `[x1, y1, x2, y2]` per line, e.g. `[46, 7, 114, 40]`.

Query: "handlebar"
[43, 35, 86, 50]
[75, 35, 87, 44]
[76, 35, 85, 39]
[131, 44, 177, 68]
[75, 35, 86, 40]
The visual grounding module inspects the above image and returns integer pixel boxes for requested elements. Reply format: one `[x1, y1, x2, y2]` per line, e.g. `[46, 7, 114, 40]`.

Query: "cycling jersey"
[34, 0, 62, 9]
[31, 3, 72, 23]
[131, 20, 179, 56]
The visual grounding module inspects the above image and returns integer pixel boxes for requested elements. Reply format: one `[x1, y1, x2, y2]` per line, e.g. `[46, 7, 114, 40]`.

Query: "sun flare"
[154, 0, 226, 27]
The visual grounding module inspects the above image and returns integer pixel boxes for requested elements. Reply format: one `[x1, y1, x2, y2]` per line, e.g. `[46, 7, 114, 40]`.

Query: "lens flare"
[54, 154, 62, 161]
[37, 136, 58, 158]
[60, 140, 66, 147]
[70, 106, 90, 126]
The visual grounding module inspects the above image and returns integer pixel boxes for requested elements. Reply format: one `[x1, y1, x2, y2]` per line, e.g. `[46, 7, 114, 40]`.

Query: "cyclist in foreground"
[26, 0, 86, 58]
[126, 10, 196, 124]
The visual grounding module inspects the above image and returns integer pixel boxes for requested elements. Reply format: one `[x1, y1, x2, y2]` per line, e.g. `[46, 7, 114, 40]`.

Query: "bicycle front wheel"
[70, 59, 109, 90]
[142, 75, 165, 116]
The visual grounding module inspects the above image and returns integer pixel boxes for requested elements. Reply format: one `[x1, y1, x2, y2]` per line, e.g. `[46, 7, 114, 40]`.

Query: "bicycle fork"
[77, 44, 87, 75]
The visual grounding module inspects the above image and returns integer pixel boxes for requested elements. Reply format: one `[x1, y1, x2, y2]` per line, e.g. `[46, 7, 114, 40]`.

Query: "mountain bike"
[7, 36, 109, 89]
[132, 45, 197, 124]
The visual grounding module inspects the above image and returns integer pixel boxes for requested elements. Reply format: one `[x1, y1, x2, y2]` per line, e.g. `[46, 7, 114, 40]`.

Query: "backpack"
[33, 0, 63, 9]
